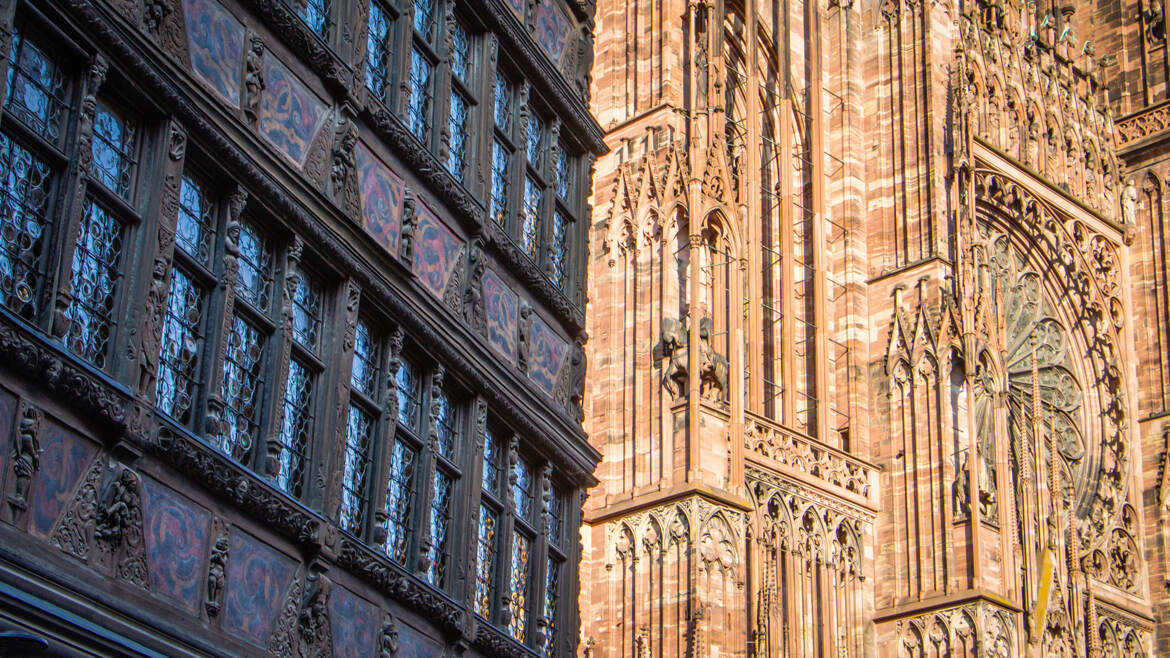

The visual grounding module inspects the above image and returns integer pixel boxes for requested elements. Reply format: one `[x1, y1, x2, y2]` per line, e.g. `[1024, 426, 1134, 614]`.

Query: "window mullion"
[513, 81, 531, 248]
[541, 119, 561, 276]
[263, 234, 302, 484]
[530, 462, 552, 649]
[414, 364, 443, 580]
[435, 9, 456, 168]
[370, 324, 403, 546]
[499, 434, 519, 626]
[462, 396, 489, 610]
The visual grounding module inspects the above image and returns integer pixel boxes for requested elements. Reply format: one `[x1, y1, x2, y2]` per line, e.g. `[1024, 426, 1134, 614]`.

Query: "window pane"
[365, 2, 393, 99]
[551, 210, 568, 290]
[540, 557, 561, 656]
[66, 199, 123, 368]
[408, 49, 433, 142]
[91, 102, 136, 198]
[0, 134, 52, 320]
[291, 270, 321, 351]
[494, 74, 512, 132]
[490, 141, 510, 225]
[351, 321, 380, 397]
[521, 176, 542, 259]
[275, 358, 314, 498]
[512, 456, 531, 520]
[176, 174, 215, 266]
[413, 0, 435, 40]
[425, 469, 452, 587]
[447, 91, 469, 182]
[556, 149, 572, 201]
[297, 0, 330, 38]
[474, 504, 498, 620]
[509, 531, 530, 642]
[546, 487, 564, 548]
[482, 428, 500, 494]
[218, 314, 265, 461]
[234, 222, 273, 311]
[451, 21, 471, 82]
[526, 114, 544, 168]
[5, 30, 67, 144]
[340, 404, 374, 534]
[396, 358, 420, 430]
[435, 388, 457, 460]
[156, 268, 203, 424]
[384, 438, 417, 563]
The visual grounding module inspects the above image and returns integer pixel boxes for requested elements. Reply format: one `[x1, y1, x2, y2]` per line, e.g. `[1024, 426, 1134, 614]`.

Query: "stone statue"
[379, 613, 399, 656]
[661, 316, 688, 399]
[9, 406, 41, 511]
[95, 468, 139, 546]
[205, 534, 229, 618]
[698, 317, 728, 402]
[1122, 177, 1138, 227]
[244, 35, 265, 123]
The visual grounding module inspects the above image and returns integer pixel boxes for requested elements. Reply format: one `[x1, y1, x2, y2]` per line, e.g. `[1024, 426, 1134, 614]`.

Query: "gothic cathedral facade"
[580, 1, 1169, 656]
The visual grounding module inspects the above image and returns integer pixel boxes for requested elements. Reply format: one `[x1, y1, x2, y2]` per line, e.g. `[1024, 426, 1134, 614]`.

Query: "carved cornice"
[483, 219, 585, 334]
[1115, 101, 1170, 150]
[472, 622, 530, 658]
[243, 0, 352, 96]
[336, 538, 464, 635]
[63, 0, 598, 487]
[744, 412, 876, 504]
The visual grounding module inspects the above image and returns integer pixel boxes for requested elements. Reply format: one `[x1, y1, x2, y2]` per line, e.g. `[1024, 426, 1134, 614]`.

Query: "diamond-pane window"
[156, 268, 203, 424]
[291, 270, 321, 351]
[425, 470, 452, 587]
[521, 176, 541, 259]
[413, 0, 435, 40]
[540, 557, 561, 656]
[296, 0, 330, 38]
[447, 91, 469, 182]
[275, 358, 313, 498]
[351, 321, 380, 397]
[494, 74, 512, 132]
[482, 428, 500, 494]
[452, 21, 471, 82]
[435, 388, 457, 460]
[513, 456, 532, 520]
[340, 404, 374, 534]
[384, 439, 417, 563]
[547, 488, 564, 548]
[235, 223, 273, 311]
[218, 314, 265, 461]
[474, 504, 498, 619]
[91, 102, 136, 198]
[551, 211, 568, 289]
[0, 134, 52, 319]
[365, 1, 393, 100]
[5, 30, 67, 144]
[526, 114, 544, 168]
[556, 149, 572, 201]
[66, 199, 123, 368]
[176, 174, 215, 266]
[509, 531, 531, 642]
[396, 358, 420, 430]
[490, 141, 510, 225]
[408, 49, 433, 142]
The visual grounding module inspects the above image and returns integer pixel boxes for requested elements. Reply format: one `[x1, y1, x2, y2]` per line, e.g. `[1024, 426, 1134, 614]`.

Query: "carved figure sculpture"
[331, 118, 357, 197]
[205, 534, 229, 617]
[139, 255, 167, 396]
[661, 316, 688, 399]
[244, 35, 265, 123]
[464, 243, 486, 334]
[698, 317, 729, 401]
[379, 613, 399, 657]
[298, 570, 332, 655]
[518, 302, 534, 371]
[9, 406, 41, 511]
[95, 468, 139, 546]
[1122, 178, 1138, 227]
[568, 338, 586, 421]
[399, 191, 416, 262]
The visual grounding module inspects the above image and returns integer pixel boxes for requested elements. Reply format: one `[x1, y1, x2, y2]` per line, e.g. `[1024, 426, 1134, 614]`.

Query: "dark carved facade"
[0, 0, 602, 655]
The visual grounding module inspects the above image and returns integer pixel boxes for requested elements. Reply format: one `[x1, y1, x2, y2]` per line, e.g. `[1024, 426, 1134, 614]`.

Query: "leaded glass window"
[383, 439, 417, 562]
[296, 0, 330, 38]
[408, 48, 433, 142]
[156, 268, 203, 424]
[509, 531, 531, 642]
[550, 211, 568, 289]
[556, 149, 572, 201]
[490, 140, 510, 225]
[512, 456, 532, 520]
[235, 222, 273, 311]
[176, 174, 215, 266]
[340, 404, 374, 534]
[425, 470, 452, 586]
[275, 359, 313, 498]
[91, 101, 136, 198]
[539, 557, 561, 656]
[547, 487, 564, 548]
[396, 357, 421, 430]
[65, 199, 123, 368]
[482, 428, 500, 493]
[5, 30, 67, 144]
[218, 314, 266, 461]
[365, 1, 394, 100]
[521, 176, 541, 259]
[0, 135, 52, 319]
[494, 74, 513, 133]
[526, 114, 544, 168]
[413, 0, 436, 41]
[452, 21, 471, 82]
[447, 90, 469, 182]
[351, 321, 380, 397]
[434, 387, 457, 460]
[291, 270, 321, 351]
[474, 504, 498, 619]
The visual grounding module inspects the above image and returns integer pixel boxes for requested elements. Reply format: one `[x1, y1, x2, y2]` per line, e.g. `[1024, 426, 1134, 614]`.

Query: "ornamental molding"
[336, 538, 464, 636]
[744, 414, 875, 504]
[242, 0, 351, 96]
[1115, 101, 1170, 149]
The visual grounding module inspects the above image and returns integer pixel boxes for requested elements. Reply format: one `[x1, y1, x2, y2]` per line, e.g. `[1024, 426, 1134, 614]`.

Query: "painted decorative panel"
[0, 389, 14, 481]
[535, 1, 572, 68]
[141, 476, 210, 614]
[411, 201, 463, 299]
[329, 586, 377, 658]
[355, 142, 404, 257]
[482, 268, 518, 361]
[222, 529, 296, 647]
[257, 55, 327, 167]
[528, 314, 567, 395]
[395, 624, 444, 658]
[504, 0, 524, 21]
[29, 421, 96, 538]
[182, 0, 245, 106]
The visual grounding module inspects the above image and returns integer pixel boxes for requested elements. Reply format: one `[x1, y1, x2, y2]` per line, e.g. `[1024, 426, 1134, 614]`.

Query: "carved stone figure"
[9, 405, 41, 512]
[298, 570, 332, 656]
[698, 317, 728, 402]
[953, 452, 970, 521]
[464, 242, 486, 334]
[661, 316, 688, 399]
[1122, 177, 1138, 227]
[205, 533, 229, 618]
[142, 0, 170, 35]
[331, 113, 357, 198]
[518, 302, 534, 371]
[380, 613, 399, 656]
[399, 190, 417, 262]
[567, 338, 586, 422]
[95, 468, 140, 546]
[244, 35, 265, 123]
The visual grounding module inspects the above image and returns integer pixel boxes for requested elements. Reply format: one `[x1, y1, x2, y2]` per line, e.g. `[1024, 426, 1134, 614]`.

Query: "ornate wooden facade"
[0, 0, 603, 655]
[581, 1, 1166, 656]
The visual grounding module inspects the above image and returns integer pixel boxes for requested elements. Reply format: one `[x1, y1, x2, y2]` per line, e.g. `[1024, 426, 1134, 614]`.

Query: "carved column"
[369, 324, 403, 545]
[323, 279, 361, 519]
[414, 364, 444, 580]
[201, 185, 248, 449]
[264, 233, 304, 481]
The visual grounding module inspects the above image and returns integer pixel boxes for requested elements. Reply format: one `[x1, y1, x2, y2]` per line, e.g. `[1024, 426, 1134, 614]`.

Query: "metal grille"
[234, 223, 273, 311]
[383, 438, 417, 563]
[521, 176, 541, 259]
[474, 504, 498, 619]
[408, 48, 433, 142]
[365, 1, 393, 100]
[490, 141, 510, 225]
[0, 134, 52, 319]
[5, 30, 67, 144]
[275, 358, 313, 498]
[350, 321, 380, 397]
[291, 270, 321, 351]
[218, 314, 265, 461]
[339, 404, 373, 534]
[509, 531, 530, 642]
[176, 174, 215, 266]
[156, 268, 203, 424]
[447, 90, 469, 182]
[66, 199, 123, 368]
[425, 469, 452, 587]
[91, 102, 136, 198]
